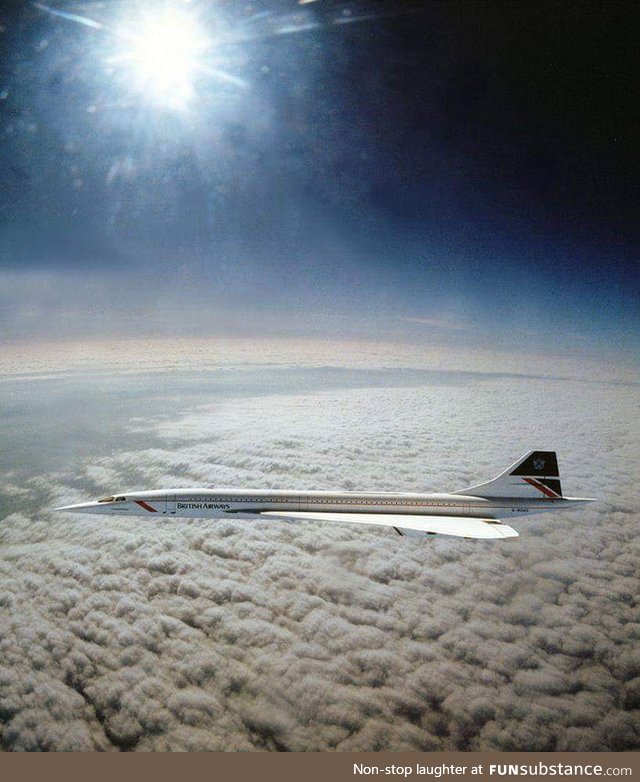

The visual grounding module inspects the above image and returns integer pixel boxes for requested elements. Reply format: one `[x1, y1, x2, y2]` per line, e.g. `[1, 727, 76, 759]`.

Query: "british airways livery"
[56, 451, 595, 541]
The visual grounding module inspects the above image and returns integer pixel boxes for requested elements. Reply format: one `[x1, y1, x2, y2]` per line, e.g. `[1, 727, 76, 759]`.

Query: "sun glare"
[116, 7, 210, 110]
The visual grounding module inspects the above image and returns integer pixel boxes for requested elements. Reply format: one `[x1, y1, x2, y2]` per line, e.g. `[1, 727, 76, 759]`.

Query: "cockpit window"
[114, 496, 127, 502]
[98, 496, 115, 503]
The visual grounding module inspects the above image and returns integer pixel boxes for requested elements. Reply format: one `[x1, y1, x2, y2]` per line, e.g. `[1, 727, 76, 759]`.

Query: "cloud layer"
[0, 366, 639, 751]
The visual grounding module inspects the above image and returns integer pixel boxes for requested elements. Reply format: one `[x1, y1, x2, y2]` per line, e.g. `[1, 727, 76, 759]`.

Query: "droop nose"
[54, 501, 111, 513]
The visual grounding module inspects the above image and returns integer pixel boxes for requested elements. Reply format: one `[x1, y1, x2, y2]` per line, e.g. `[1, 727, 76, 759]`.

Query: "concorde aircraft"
[55, 451, 595, 540]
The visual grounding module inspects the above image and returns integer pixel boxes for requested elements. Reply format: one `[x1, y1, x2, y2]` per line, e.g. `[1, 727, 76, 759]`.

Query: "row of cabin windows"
[176, 497, 459, 507]
[306, 500, 459, 507]
[103, 495, 467, 507]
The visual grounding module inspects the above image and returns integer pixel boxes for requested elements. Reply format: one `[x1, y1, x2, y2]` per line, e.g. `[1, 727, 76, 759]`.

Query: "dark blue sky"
[0, 1, 638, 357]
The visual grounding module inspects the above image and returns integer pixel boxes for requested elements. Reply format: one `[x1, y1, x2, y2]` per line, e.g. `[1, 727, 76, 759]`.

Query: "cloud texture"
[0, 362, 639, 751]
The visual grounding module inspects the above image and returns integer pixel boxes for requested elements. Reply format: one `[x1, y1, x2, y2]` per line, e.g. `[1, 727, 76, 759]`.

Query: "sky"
[0, 0, 638, 360]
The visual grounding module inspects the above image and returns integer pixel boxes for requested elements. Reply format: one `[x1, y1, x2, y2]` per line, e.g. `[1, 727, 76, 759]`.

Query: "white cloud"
[0, 363, 638, 751]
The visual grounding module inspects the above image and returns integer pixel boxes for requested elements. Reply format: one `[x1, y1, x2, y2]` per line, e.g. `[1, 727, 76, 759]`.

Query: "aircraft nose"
[54, 501, 105, 513]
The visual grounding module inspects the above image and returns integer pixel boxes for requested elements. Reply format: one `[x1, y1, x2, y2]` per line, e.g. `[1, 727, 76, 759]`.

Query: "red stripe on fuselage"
[523, 477, 560, 498]
[135, 500, 158, 512]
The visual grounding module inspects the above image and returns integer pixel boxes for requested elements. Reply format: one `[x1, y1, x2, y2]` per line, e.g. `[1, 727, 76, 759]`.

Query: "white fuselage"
[65, 488, 573, 520]
[55, 449, 595, 541]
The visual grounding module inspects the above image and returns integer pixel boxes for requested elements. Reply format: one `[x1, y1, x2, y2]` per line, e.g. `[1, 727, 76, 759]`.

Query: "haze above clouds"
[1, 340, 638, 751]
[2, 336, 636, 383]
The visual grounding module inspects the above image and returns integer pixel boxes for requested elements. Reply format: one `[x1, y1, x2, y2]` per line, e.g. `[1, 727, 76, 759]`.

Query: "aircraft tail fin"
[454, 450, 563, 499]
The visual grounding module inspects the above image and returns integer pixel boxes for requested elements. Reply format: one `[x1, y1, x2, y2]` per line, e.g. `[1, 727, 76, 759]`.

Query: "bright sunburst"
[112, 6, 211, 110]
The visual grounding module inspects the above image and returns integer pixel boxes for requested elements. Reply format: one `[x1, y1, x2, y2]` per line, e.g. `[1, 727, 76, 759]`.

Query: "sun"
[112, 5, 211, 110]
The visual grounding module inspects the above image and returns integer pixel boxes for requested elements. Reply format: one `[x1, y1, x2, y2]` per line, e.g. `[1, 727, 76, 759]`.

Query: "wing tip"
[495, 524, 519, 539]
